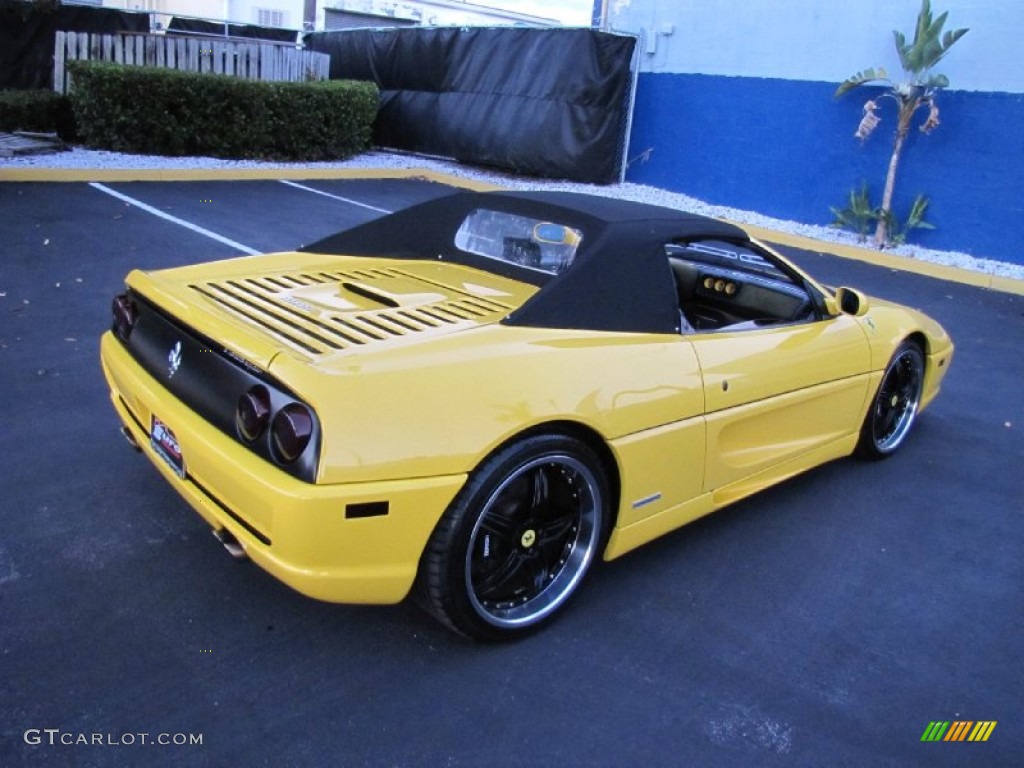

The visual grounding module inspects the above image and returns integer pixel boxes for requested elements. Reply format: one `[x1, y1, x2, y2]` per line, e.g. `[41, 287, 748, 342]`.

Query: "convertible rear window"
[454, 209, 583, 275]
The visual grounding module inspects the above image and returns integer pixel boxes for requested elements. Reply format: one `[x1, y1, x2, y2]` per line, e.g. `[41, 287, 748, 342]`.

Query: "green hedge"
[0, 89, 74, 137]
[67, 61, 378, 161]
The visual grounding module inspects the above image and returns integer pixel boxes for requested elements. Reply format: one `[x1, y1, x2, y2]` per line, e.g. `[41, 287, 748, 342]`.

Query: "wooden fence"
[53, 31, 331, 94]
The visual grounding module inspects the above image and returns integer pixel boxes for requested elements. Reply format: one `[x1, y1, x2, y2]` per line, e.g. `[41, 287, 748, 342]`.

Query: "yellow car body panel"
[277, 325, 707, 485]
[690, 314, 872, 491]
[102, 332, 466, 604]
[850, 299, 954, 410]
[99, 194, 954, 613]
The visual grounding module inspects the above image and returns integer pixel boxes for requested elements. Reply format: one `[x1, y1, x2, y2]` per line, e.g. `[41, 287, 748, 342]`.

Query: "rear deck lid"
[128, 254, 538, 366]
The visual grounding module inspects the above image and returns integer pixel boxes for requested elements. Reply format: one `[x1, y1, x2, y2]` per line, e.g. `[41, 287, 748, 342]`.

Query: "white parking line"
[278, 179, 392, 214]
[89, 182, 261, 255]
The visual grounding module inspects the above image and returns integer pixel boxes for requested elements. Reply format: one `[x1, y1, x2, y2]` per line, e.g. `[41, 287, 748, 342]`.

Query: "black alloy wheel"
[416, 434, 609, 641]
[856, 341, 925, 459]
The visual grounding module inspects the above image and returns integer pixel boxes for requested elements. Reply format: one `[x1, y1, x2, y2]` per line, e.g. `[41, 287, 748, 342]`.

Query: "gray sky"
[480, 0, 593, 26]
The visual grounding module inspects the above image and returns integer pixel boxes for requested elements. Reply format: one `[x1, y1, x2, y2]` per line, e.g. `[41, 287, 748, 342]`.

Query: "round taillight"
[271, 403, 313, 463]
[112, 294, 138, 340]
[236, 385, 271, 442]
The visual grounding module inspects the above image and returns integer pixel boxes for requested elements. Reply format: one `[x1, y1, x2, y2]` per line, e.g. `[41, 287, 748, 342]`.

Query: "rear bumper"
[100, 331, 465, 604]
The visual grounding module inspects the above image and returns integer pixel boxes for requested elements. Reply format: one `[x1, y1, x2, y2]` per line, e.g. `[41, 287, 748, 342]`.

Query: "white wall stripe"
[611, 1, 1013, 93]
[89, 182, 261, 255]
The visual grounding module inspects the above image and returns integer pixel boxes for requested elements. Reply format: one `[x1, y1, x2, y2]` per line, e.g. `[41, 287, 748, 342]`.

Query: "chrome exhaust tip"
[120, 425, 142, 452]
[213, 528, 248, 561]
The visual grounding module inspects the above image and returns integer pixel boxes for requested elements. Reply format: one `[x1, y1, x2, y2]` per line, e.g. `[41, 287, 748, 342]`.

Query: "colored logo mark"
[921, 721, 997, 742]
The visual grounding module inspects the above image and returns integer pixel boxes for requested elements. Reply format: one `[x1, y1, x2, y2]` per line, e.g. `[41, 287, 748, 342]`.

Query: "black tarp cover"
[166, 17, 298, 44]
[304, 27, 636, 184]
[0, 1, 148, 90]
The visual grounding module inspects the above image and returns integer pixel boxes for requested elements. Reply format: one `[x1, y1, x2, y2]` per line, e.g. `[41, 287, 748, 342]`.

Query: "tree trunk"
[873, 98, 916, 248]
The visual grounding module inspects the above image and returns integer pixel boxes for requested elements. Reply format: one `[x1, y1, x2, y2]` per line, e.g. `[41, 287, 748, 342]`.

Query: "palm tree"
[835, 0, 967, 247]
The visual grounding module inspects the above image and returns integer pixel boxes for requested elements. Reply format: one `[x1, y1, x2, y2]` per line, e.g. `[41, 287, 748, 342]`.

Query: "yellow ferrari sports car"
[100, 190, 953, 640]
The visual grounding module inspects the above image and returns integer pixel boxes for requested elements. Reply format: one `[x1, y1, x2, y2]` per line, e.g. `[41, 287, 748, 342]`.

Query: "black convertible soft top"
[302, 190, 751, 334]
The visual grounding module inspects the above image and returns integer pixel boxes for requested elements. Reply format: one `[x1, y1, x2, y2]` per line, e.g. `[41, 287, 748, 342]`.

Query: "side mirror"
[833, 287, 870, 317]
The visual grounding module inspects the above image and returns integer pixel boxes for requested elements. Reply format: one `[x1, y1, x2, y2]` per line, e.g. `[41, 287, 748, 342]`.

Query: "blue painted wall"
[607, 1, 1024, 264]
[625, 73, 1024, 262]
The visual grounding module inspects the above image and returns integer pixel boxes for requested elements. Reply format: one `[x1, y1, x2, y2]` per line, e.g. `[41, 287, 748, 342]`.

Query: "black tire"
[416, 434, 609, 641]
[855, 341, 925, 460]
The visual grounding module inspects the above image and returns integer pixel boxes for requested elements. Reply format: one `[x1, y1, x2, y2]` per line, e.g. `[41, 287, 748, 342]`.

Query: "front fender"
[858, 301, 954, 412]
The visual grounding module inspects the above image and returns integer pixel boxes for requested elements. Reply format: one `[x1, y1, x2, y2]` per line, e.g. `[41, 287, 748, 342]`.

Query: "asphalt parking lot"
[1, 176, 1021, 767]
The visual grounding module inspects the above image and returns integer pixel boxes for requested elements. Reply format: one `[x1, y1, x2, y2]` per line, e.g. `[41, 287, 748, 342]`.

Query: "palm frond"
[895, 0, 968, 78]
[835, 68, 888, 97]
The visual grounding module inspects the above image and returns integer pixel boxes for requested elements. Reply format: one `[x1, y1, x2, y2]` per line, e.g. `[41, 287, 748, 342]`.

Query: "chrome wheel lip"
[464, 454, 601, 629]
[872, 349, 924, 453]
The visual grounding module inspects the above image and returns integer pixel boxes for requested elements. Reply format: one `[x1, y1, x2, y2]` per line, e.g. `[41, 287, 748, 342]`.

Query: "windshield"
[669, 240, 792, 282]
[454, 209, 583, 275]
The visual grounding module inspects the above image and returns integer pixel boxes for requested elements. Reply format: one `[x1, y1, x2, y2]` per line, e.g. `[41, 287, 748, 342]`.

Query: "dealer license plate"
[151, 415, 186, 479]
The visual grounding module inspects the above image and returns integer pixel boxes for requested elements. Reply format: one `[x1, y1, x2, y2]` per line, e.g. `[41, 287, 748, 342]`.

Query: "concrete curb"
[741, 223, 1024, 296]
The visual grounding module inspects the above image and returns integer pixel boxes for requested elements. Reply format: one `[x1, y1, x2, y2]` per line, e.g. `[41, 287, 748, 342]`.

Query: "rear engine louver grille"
[190, 267, 513, 356]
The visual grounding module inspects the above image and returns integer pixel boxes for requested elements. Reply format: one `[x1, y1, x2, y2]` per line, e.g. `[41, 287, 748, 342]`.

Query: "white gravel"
[4, 146, 1022, 280]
